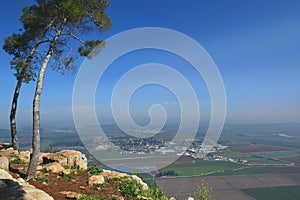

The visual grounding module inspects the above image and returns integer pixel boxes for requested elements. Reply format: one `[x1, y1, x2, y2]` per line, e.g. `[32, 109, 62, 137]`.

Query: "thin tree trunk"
[26, 19, 66, 180]
[10, 79, 21, 151]
[9, 21, 54, 151]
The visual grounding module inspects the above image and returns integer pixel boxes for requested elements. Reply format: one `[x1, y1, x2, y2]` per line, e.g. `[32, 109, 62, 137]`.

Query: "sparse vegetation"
[194, 180, 213, 200]
[60, 172, 74, 179]
[79, 194, 107, 200]
[88, 165, 103, 176]
[9, 153, 25, 164]
[36, 176, 50, 184]
[40, 167, 52, 173]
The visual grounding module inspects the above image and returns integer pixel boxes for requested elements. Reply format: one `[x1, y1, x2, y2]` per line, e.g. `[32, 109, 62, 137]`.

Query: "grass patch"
[40, 167, 52, 173]
[241, 186, 300, 200]
[60, 172, 74, 179]
[10, 157, 25, 164]
[88, 165, 103, 176]
[78, 194, 107, 200]
[159, 160, 243, 176]
[36, 176, 50, 184]
[207, 167, 273, 176]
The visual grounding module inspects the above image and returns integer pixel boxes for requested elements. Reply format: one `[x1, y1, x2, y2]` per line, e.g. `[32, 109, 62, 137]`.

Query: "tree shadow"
[0, 179, 27, 200]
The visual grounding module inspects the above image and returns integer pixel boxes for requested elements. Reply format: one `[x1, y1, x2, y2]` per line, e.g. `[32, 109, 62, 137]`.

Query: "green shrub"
[194, 180, 214, 200]
[60, 172, 74, 179]
[40, 167, 52, 173]
[10, 157, 25, 164]
[79, 194, 107, 200]
[88, 165, 103, 176]
[63, 165, 71, 169]
[36, 176, 50, 184]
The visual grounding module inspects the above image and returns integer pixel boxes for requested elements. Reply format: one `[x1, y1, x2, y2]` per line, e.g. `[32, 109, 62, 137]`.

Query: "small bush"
[60, 172, 74, 179]
[88, 165, 103, 176]
[36, 176, 50, 184]
[10, 157, 25, 164]
[63, 165, 71, 169]
[40, 167, 52, 173]
[194, 180, 214, 200]
[79, 194, 107, 200]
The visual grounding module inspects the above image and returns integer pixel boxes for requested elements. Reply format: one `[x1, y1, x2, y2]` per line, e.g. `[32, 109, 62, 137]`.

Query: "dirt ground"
[9, 164, 128, 200]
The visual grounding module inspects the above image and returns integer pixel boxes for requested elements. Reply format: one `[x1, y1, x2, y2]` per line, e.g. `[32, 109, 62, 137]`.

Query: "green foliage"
[40, 167, 52, 173]
[93, 182, 108, 188]
[88, 165, 103, 176]
[118, 178, 168, 200]
[9, 153, 25, 164]
[36, 176, 50, 184]
[63, 165, 71, 169]
[79, 194, 107, 200]
[194, 180, 213, 200]
[60, 172, 74, 179]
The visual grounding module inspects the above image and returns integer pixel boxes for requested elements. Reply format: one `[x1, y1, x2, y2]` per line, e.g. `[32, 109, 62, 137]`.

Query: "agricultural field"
[159, 160, 244, 176]
[241, 186, 300, 200]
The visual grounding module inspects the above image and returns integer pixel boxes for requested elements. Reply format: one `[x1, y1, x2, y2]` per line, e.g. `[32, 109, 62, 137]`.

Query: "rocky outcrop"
[100, 169, 127, 179]
[43, 162, 65, 173]
[42, 150, 87, 170]
[0, 169, 54, 200]
[88, 175, 105, 185]
[0, 157, 9, 171]
[130, 175, 149, 190]
[19, 150, 31, 163]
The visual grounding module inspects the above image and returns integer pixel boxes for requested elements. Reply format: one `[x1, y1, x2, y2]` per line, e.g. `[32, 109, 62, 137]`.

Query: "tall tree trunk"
[9, 21, 54, 151]
[26, 19, 66, 180]
[10, 79, 22, 151]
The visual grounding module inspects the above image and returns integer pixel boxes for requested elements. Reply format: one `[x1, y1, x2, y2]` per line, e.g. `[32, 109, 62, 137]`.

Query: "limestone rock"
[19, 150, 31, 163]
[60, 191, 82, 199]
[0, 148, 18, 161]
[43, 150, 87, 170]
[0, 156, 9, 171]
[44, 162, 65, 173]
[0, 169, 13, 179]
[100, 169, 126, 179]
[130, 175, 148, 190]
[39, 153, 49, 164]
[88, 175, 105, 185]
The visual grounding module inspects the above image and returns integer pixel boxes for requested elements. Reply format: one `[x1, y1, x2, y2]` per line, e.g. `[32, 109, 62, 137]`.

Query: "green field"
[159, 160, 243, 176]
[212, 150, 297, 165]
[207, 166, 273, 176]
[242, 186, 300, 200]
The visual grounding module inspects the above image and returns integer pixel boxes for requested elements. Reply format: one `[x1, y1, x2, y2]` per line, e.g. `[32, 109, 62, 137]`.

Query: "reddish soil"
[230, 144, 290, 153]
[9, 164, 129, 200]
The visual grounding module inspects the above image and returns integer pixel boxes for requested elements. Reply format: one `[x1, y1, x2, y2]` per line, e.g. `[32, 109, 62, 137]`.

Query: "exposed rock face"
[0, 157, 9, 171]
[0, 169, 54, 200]
[100, 169, 127, 179]
[43, 150, 87, 169]
[0, 169, 13, 179]
[19, 150, 31, 163]
[88, 175, 105, 185]
[43, 162, 65, 173]
[130, 175, 149, 190]
[60, 191, 82, 199]
[0, 148, 18, 161]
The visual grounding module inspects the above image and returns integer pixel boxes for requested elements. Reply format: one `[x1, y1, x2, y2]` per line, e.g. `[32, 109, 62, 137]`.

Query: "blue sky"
[0, 0, 300, 128]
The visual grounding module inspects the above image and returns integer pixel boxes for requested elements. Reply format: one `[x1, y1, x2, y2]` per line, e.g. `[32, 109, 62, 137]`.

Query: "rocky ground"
[0, 146, 167, 200]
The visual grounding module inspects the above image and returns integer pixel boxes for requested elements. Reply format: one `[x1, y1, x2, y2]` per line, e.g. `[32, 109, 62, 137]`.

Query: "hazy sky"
[0, 0, 300, 129]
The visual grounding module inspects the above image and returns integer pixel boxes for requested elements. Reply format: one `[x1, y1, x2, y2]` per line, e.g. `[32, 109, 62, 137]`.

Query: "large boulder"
[19, 150, 31, 163]
[43, 150, 87, 170]
[130, 175, 148, 190]
[0, 157, 9, 171]
[0, 169, 13, 179]
[43, 162, 65, 173]
[88, 175, 105, 185]
[100, 169, 127, 179]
